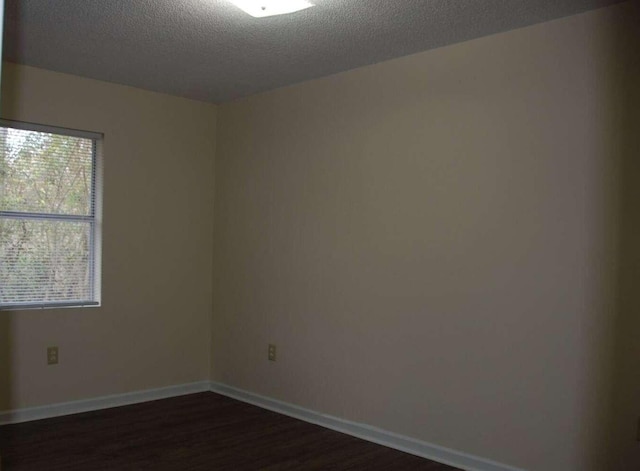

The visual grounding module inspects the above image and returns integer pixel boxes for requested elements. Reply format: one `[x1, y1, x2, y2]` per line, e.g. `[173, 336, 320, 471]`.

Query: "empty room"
[0, 1, 639, 470]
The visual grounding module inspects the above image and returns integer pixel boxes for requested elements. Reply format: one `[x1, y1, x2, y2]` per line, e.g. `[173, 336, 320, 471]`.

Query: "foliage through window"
[0, 120, 102, 309]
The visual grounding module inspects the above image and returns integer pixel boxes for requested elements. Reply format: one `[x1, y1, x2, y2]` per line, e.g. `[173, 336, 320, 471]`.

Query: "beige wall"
[212, 3, 640, 471]
[1, 3, 638, 471]
[0, 64, 217, 409]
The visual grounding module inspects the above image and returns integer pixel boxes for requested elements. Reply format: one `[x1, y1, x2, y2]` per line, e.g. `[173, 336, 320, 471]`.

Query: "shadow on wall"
[0, 62, 14, 448]
[0, 0, 22, 442]
[0, 73, 12, 462]
[0, 311, 11, 471]
[0, 315, 10, 414]
[1, 0, 19, 440]
[596, 2, 640, 469]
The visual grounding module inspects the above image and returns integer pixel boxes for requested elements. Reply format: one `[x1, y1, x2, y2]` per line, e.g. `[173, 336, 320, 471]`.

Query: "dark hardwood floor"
[0, 392, 459, 470]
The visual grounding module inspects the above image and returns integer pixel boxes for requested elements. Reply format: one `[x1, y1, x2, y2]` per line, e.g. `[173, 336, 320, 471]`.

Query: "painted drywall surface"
[212, 3, 639, 471]
[0, 64, 217, 409]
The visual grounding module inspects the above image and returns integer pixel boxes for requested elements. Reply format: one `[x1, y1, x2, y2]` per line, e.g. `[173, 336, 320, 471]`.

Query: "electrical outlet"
[47, 346, 59, 365]
[268, 344, 276, 362]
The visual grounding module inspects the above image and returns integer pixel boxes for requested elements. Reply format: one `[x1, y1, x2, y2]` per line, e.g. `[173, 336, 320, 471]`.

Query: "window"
[0, 120, 102, 310]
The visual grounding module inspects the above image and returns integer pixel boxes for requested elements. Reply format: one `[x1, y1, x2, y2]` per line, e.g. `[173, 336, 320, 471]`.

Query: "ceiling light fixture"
[227, 0, 314, 18]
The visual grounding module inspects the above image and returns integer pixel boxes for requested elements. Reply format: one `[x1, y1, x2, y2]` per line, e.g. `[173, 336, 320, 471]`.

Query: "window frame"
[0, 119, 103, 310]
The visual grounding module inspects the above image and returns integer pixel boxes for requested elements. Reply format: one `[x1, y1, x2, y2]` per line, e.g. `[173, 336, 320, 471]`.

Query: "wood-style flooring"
[0, 392, 459, 470]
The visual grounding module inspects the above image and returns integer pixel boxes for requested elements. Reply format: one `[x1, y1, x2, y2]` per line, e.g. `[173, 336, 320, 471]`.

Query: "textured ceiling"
[3, 0, 625, 103]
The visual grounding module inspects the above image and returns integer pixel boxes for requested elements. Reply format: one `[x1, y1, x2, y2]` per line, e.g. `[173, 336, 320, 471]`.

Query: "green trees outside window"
[0, 122, 101, 309]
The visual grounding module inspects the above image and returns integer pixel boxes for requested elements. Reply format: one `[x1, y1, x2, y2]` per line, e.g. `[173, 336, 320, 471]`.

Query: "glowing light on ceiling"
[227, 0, 315, 18]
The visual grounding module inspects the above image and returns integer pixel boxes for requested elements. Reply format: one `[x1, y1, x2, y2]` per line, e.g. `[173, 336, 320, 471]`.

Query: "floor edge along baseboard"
[0, 381, 210, 425]
[209, 381, 524, 471]
[0, 380, 524, 471]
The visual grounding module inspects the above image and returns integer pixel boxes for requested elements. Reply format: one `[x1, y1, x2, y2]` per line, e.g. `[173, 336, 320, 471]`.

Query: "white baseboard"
[209, 381, 524, 471]
[0, 381, 210, 425]
[0, 380, 523, 471]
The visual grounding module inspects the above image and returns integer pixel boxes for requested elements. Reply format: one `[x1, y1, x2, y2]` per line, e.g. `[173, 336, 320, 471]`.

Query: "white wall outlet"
[268, 344, 276, 361]
[47, 346, 59, 365]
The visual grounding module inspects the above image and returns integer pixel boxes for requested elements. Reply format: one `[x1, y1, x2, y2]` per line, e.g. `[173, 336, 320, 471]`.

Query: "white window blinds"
[0, 120, 102, 310]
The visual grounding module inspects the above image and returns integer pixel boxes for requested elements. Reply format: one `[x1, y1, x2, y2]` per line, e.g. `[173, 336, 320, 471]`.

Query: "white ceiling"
[3, 0, 624, 103]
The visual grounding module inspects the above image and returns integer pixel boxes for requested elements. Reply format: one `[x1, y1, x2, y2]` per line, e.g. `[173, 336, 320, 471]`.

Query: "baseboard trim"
[0, 381, 210, 425]
[209, 381, 523, 471]
[0, 380, 523, 471]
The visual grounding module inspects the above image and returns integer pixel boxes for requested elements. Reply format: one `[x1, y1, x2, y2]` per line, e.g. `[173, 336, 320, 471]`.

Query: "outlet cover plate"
[268, 344, 276, 362]
[47, 346, 59, 365]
